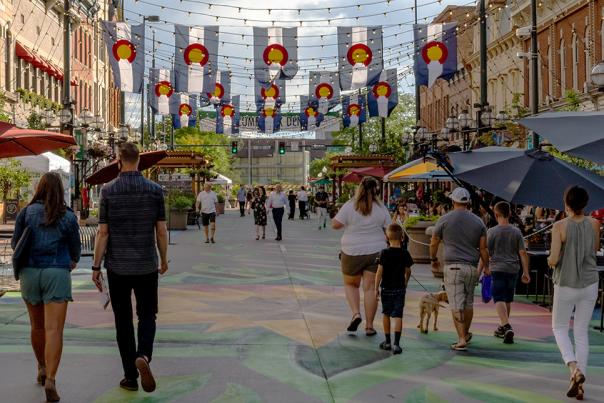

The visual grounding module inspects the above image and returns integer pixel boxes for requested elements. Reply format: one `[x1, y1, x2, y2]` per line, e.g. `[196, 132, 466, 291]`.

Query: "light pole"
[457, 109, 473, 151]
[140, 15, 160, 150]
[530, 0, 539, 148]
[369, 143, 378, 154]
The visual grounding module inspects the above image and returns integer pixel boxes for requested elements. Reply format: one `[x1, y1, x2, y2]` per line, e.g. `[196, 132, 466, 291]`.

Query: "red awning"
[15, 42, 34, 63]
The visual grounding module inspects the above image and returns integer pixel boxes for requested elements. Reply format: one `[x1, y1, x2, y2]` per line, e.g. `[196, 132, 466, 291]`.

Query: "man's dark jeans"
[298, 201, 307, 219]
[107, 270, 158, 380]
[272, 207, 284, 238]
[239, 201, 245, 216]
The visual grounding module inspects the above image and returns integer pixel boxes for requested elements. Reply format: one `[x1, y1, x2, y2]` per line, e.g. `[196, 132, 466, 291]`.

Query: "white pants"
[552, 282, 598, 374]
[318, 207, 328, 228]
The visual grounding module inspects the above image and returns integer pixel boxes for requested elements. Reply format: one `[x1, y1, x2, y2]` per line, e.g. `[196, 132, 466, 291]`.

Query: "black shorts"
[380, 288, 406, 318]
[201, 212, 216, 226]
[491, 271, 517, 303]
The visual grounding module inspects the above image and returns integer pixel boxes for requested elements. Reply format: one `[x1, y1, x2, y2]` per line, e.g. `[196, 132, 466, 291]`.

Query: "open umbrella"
[519, 112, 604, 164]
[310, 177, 331, 186]
[448, 146, 604, 211]
[86, 150, 168, 186]
[342, 166, 393, 183]
[0, 122, 77, 158]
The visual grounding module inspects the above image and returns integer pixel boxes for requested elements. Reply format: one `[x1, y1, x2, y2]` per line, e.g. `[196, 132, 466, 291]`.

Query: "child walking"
[375, 224, 414, 354]
[488, 201, 530, 344]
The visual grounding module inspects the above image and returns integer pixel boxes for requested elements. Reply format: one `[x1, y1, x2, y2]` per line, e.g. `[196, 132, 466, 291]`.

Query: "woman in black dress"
[252, 187, 268, 240]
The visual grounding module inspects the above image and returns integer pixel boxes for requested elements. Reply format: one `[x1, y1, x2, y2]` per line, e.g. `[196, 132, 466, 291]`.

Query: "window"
[585, 27, 591, 87]
[51, 37, 55, 47]
[20, 14, 24, 24]
[36, 26, 41, 35]
[572, 32, 578, 90]
[547, 45, 553, 98]
[560, 38, 566, 95]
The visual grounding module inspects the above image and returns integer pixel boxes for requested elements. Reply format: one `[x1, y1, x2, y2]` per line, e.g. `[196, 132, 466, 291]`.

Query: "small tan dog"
[417, 290, 448, 334]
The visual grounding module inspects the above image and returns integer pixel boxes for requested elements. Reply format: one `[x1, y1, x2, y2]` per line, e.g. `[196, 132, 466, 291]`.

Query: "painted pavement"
[0, 211, 603, 402]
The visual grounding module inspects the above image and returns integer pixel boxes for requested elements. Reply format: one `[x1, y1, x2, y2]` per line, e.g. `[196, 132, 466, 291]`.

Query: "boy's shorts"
[380, 288, 406, 318]
[201, 212, 216, 226]
[491, 271, 518, 303]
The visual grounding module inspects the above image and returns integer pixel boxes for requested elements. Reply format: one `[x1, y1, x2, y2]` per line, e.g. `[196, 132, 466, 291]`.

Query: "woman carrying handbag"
[11, 172, 81, 402]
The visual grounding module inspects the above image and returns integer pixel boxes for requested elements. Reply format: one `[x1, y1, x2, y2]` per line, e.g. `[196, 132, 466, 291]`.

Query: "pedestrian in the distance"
[268, 184, 287, 241]
[246, 188, 253, 215]
[315, 185, 329, 230]
[297, 186, 308, 219]
[11, 172, 81, 402]
[92, 142, 169, 394]
[332, 177, 390, 336]
[237, 185, 247, 217]
[196, 183, 219, 244]
[252, 187, 267, 240]
[375, 223, 413, 355]
[548, 186, 600, 400]
[486, 201, 530, 344]
[430, 187, 489, 351]
[391, 202, 409, 250]
[288, 190, 296, 220]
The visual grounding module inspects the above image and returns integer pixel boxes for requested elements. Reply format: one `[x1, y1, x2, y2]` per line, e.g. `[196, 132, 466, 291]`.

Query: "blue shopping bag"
[481, 274, 492, 303]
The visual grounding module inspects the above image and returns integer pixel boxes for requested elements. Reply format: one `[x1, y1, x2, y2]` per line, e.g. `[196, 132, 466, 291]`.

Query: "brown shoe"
[135, 356, 156, 393]
[119, 378, 139, 391]
[44, 378, 60, 402]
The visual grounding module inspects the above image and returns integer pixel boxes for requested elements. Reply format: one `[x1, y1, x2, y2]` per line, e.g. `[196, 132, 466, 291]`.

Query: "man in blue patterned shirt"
[92, 142, 168, 393]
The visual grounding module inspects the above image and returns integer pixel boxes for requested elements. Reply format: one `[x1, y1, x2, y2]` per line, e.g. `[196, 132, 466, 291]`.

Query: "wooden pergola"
[150, 151, 210, 195]
[329, 154, 398, 199]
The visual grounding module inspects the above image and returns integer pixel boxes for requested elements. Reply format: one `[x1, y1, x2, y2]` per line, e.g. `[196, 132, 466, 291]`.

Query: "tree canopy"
[0, 159, 31, 202]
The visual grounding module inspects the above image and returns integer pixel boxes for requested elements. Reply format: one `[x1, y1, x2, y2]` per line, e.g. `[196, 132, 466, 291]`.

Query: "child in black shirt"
[375, 223, 414, 354]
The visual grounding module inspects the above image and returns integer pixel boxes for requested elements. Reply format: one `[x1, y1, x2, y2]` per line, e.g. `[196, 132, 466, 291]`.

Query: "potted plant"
[215, 193, 226, 215]
[168, 194, 193, 230]
[404, 215, 440, 270]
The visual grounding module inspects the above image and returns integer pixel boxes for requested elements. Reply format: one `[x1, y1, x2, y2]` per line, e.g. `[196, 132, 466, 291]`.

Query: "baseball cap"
[450, 187, 471, 204]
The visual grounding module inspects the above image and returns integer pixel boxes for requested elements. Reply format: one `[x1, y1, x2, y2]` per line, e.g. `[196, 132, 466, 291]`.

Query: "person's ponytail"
[354, 176, 380, 216]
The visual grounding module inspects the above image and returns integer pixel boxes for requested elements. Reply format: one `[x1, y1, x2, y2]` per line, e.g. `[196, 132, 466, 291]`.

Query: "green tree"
[561, 89, 581, 111]
[27, 111, 45, 130]
[309, 153, 335, 177]
[0, 92, 11, 123]
[329, 93, 416, 164]
[174, 127, 239, 182]
[0, 159, 31, 203]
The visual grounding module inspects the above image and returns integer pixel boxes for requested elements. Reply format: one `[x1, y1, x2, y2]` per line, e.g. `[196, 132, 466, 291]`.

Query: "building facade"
[0, 0, 119, 130]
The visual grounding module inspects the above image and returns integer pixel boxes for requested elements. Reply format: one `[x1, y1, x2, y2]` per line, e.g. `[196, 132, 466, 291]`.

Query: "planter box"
[228, 199, 237, 208]
[215, 202, 225, 215]
[424, 226, 445, 278]
[169, 210, 188, 230]
[407, 221, 435, 265]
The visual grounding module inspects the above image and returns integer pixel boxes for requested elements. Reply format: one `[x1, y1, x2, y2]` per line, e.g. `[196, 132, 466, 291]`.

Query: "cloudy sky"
[122, 0, 471, 127]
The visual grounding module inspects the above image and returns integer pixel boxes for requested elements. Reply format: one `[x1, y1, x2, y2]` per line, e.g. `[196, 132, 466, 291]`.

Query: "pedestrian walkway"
[0, 210, 603, 402]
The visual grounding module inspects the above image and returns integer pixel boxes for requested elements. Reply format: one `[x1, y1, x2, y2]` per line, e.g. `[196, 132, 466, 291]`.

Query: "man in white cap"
[429, 187, 489, 351]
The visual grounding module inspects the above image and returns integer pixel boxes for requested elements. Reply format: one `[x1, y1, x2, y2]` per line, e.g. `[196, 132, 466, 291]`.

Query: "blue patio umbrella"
[519, 111, 604, 164]
[448, 146, 604, 211]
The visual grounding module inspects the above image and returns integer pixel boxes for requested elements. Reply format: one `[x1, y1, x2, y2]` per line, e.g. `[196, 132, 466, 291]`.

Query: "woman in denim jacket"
[11, 172, 81, 402]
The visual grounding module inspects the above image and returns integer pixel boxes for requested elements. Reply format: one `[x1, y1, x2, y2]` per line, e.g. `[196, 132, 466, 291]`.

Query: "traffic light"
[231, 141, 238, 154]
[278, 141, 286, 155]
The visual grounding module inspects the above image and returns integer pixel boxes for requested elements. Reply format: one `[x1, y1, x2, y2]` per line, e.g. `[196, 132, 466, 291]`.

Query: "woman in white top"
[332, 177, 390, 336]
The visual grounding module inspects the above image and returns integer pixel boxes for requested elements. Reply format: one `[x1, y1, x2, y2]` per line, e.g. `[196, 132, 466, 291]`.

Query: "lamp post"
[458, 109, 473, 151]
[140, 15, 160, 149]
[369, 143, 378, 154]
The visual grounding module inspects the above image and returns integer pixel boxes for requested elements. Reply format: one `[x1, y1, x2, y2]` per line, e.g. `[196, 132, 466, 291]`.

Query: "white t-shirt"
[296, 190, 308, 202]
[196, 191, 218, 214]
[267, 191, 287, 208]
[334, 199, 390, 255]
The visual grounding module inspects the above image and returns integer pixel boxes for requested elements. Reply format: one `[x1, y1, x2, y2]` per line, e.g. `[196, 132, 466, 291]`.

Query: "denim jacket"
[11, 202, 81, 269]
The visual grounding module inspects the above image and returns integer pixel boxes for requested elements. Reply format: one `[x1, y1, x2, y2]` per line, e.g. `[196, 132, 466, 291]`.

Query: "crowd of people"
[8, 142, 602, 401]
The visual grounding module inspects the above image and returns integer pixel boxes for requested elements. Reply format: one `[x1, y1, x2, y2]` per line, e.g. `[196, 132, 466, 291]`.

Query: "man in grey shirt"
[430, 187, 489, 351]
[487, 201, 530, 344]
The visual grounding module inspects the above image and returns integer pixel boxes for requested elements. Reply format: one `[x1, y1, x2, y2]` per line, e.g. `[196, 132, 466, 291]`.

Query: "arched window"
[585, 27, 591, 87]
[560, 38, 566, 95]
[572, 32, 578, 90]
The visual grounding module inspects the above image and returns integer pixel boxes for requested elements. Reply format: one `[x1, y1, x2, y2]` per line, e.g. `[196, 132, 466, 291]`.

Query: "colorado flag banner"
[216, 95, 240, 135]
[413, 23, 457, 88]
[342, 93, 366, 128]
[206, 71, 231, 105]
[170, 93, 198, 129]
[337, 26, 383, 91]
[174, 25, 219, 94]
[149, 69, 173, 115]
[253, 27, 298, 83]
[367, 69, 398, 118]
[309, 71, 339, 115]
[255, 79, 286, 109]
[257, 104, 282, 134]
[102, 22, 145, 93]
[299, 96, 324, 131]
